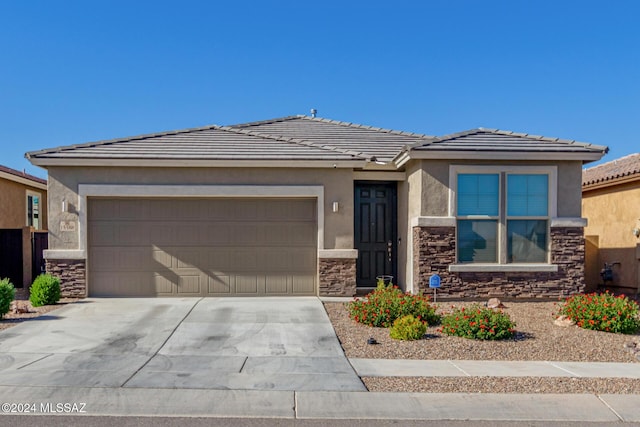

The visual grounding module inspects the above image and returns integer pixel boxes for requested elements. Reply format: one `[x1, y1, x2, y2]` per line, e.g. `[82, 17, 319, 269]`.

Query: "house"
[25, 116, 607, 298]
[582, 153, 640, 295]
[0, 164, 48, 287]
[0, 165, 47, 230]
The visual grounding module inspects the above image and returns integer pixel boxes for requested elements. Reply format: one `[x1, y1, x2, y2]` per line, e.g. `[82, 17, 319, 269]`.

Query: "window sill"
[448, 264, 559, 273]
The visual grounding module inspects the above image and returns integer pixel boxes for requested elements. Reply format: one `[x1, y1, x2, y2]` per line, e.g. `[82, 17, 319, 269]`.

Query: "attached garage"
[88, 197, 317, 297]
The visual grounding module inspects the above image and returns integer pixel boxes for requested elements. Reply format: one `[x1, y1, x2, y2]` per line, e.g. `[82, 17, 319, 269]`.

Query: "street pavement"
[0, 297, 639, 423]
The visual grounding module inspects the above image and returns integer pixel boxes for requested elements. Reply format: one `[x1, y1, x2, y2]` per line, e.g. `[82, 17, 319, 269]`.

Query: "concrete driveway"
[0, 297, 365, 391]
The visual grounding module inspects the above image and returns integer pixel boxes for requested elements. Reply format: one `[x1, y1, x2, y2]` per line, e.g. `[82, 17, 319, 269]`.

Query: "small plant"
[29, 274, 61, 307]
[440, 304, 516, 340]
[348, 282, 440, 328]
[390, 314, 427, 340]
[0, 278, 16, 318]
[557, 291, 640, 334]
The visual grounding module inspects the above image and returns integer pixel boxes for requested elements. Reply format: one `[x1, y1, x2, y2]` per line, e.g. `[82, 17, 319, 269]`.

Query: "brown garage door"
[88, 198, 317, 297]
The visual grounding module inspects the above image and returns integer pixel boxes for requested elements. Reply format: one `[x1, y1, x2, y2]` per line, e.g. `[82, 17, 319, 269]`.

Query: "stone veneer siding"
[319, 258, 357, 297]
[45, 259, 87, 298]
[413, 226, 585, 299]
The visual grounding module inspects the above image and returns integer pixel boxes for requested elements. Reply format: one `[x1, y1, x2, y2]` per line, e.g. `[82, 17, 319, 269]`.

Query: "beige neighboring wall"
[0, 177, 48, 230]
[46, 166, 354, 251]
[583, 180, 640, 293]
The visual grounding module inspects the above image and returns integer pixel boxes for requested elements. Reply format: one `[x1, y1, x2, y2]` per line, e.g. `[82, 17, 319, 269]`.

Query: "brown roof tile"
[582, 153, 640, 187]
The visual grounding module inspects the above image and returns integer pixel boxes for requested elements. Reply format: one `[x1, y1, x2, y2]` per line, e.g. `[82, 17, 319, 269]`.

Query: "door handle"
[387, 241, 392, 263]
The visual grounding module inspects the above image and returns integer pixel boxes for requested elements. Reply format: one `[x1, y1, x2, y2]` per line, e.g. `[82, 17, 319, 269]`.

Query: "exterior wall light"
[332, 202, 339, 213]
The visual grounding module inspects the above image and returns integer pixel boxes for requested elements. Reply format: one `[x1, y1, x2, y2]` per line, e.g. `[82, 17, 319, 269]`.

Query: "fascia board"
[404, 151, 606, 162]
[27, 158, 367, 168]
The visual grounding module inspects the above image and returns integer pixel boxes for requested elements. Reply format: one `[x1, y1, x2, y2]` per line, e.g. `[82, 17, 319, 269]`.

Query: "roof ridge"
[217, 125, 370, 160]
[302, 115, 436, 139]
[229, 116, 304, 128]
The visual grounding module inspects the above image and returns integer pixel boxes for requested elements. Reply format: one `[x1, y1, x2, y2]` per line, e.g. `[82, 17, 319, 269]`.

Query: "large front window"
[455, 169, 551, 264]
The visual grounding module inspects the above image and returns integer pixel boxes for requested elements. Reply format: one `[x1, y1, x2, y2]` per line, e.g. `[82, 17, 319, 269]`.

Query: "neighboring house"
[0, 164, 47, 230]
[582, 153, 640, 295]
[25, 116, 606, 298]
[0, 164, 48, 287]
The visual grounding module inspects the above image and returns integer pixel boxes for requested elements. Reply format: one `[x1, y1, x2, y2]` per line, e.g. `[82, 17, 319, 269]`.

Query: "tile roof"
[0, 164, 47, 185]
[230, 115, 434, 162]
[26, 117, 607, 166]
[582, 153, 640, 188]
[409, 128, 607, 154]
[26, 124, 368, 162]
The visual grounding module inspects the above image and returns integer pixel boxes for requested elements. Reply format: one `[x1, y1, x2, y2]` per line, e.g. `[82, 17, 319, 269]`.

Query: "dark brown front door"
[354, 182, 397, 287]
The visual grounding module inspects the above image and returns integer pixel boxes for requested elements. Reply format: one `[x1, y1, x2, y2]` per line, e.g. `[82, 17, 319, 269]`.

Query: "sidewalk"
[2, 359, 640, 422]
[350, 358, 640, 378]
[1, 385, 639, 422]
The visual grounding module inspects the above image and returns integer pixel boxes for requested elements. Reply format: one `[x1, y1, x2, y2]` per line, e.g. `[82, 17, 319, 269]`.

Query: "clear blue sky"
[1, 0, 638, 179]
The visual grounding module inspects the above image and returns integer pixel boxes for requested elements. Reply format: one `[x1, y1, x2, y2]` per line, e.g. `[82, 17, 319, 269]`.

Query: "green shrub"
[390, 314, 427, 340]
[558, 292, 640, 334]
[440, 304, 516, 340]
[348, 282, 440, 328]
[29, 274, 61, 307]
[0, 278, 16, 318]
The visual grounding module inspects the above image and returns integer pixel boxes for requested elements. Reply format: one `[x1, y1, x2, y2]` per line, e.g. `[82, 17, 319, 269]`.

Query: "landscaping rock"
[486, 298, 505, 309]
[554, 315, 575, 327]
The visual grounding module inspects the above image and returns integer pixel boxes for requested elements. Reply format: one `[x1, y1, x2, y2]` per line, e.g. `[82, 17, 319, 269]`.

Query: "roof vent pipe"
[310, 108, 317, 118]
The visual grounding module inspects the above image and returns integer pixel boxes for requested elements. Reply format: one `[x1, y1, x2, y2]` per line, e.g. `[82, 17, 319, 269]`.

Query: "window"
[26, 191, 41, 229]
[452, 167, 555, 264]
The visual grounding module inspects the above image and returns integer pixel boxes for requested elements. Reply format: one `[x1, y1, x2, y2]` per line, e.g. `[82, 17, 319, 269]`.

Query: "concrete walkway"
[351, 358, 640, 378]
[1, 385, 639, 422]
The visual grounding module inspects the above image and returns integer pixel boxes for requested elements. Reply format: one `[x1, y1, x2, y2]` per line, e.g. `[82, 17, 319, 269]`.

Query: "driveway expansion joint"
[120, 297, 203, 387]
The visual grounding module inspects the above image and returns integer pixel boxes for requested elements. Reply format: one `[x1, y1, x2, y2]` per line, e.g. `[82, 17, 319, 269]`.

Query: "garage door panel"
[154, 274, 175, 294]
[117, 199, 150, 220]
[177, 275, 202, 294]
[88, 198, 317, 297]
[208, 275, 231, 294]
[265, 276, 288, 293]
[292, 276, 315, 294]
[203, 224, 230, 244]
[235, 275, 261, 294]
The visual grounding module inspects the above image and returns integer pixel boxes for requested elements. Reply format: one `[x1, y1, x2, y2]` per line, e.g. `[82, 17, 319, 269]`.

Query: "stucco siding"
[0, 178, 48, 230]
[46, 166, 353, 252]
[583, 180, 640, 292]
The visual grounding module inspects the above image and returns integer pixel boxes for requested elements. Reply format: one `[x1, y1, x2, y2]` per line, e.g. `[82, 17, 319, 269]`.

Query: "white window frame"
[26, 190, 42, 229]
[449, 165, 557, 267]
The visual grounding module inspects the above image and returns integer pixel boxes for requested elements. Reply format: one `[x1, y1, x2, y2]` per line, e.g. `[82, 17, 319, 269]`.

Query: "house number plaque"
[60, 221, 77, 232]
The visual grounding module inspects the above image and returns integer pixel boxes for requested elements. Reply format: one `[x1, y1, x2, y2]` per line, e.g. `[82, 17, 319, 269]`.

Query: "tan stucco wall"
[396, 161, 422, 289]
[583, 179, 640, 293]
[0, 178, 48, 230]
[46, 166, 354, 251]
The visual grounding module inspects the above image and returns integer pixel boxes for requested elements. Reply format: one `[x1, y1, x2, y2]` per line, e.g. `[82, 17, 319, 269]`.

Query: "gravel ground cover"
[324, 300, 640, 394]
[0, 288, 78, 331]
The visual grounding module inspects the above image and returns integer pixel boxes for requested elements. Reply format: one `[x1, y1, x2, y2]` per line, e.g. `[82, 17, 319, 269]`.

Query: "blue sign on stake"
[429, 274, 441, 288]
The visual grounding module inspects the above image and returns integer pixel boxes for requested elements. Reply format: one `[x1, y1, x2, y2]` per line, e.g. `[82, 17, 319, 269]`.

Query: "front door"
[354, 182, 397, 288]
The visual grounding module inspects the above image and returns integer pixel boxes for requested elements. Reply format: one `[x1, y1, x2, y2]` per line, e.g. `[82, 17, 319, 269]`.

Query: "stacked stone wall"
[413, 226, 585, 299]
[45, 259, 86, 298]
[319, 258, 357, 296]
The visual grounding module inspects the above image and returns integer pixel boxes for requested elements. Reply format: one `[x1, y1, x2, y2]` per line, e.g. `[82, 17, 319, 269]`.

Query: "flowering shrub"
[440, 304, 515, 340]
[348, 283, 440, 327]
[557, 292, 640, 334]
[389, 315, 427, 340]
